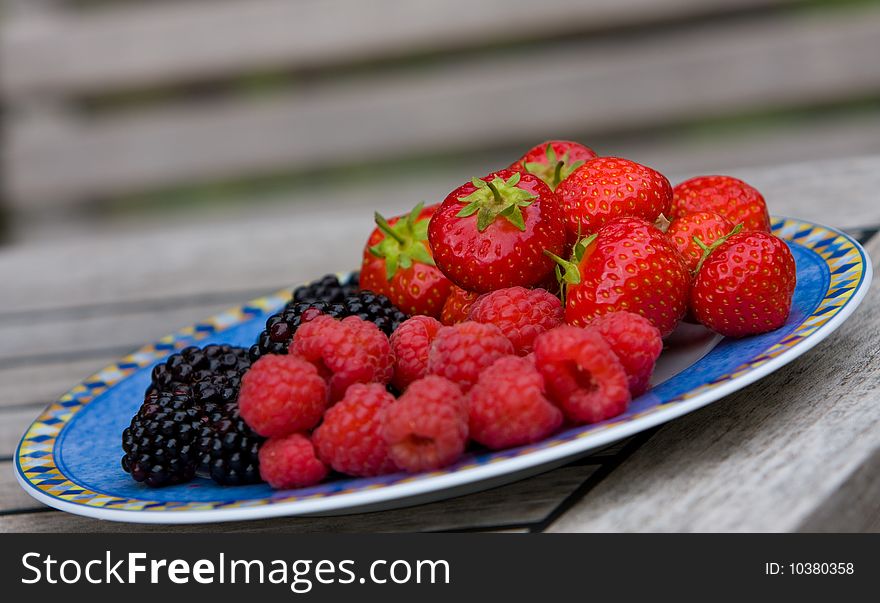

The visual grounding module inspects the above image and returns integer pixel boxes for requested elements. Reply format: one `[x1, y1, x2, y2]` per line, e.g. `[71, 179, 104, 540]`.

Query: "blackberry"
[250, 290, 408, 360]
[291, 272, 359, 304]
[122, 344, 264, 487]
[199, 400, 263, 485]
[121, 390, 204, 487]
[147, 344, 250, 397]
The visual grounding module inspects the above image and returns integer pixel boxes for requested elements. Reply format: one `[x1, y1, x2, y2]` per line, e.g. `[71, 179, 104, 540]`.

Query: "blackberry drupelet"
[122, 344, 263, 487]
[291, 273, 360, 304]
[199, 400, 263, 485]
[147, 344, 250, 397]
[121, 390, 204, 487]
[250, 289, 408, 361]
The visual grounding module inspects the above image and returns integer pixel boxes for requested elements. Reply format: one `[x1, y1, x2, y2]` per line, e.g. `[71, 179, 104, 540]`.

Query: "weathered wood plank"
[0, 460, 45, 513]
[2, 155, 878, 316]
[0, 0, 799, 98]
[6, 6, 880, 207]
[0, 301, 240, 362]
[0, 405, 42, 458]
[0, 356, 117, 408]
[547, 234, 880, 532]
[0, 465, 597, 532]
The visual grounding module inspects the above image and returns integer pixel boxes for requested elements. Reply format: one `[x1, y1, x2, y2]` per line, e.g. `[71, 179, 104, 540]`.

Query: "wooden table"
[2, 155, 879, 533]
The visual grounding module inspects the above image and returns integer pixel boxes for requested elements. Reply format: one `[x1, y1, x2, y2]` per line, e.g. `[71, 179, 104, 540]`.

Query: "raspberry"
[381, 376, 468, 472]
[238, 355, 328, 437]
[258, 433, 328, 489]
[290, 315, 394, 401]
[440, 285, 480, 326]
[467, 356, 562, 450]
[390, 315, 443, 391]
[427, 321, 514, 392]
[312, 383, 397, 477]
[591, 311, 663, 397]
[468, 286, 563, 355]
[534, 326, 630, 424]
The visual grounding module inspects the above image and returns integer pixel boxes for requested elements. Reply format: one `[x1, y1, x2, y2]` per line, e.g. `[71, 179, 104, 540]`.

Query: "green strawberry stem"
[369, 202, 436, 280]
[456, 173, 536, 232]
[553, 161, 565, 188]
[693, 223, 744, 274]
[374, 212, 406, 246]
[543, 233, 598, 305]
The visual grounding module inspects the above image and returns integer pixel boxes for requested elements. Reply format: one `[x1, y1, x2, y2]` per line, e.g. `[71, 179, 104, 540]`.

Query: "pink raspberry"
[258, 433, 328, 489]
[427, 321, 514, 392]
[467, 356, 562, 450]
[468, 286, 563, 355]
[312, 383, 397, 477]
[238, 355, 328, 437]
[381, 376, 467, 472]
[591, 311, 663, 397]
[290, 314, 393, 401]
[389, 315, 442, 391]
[534, 325, 631, 424]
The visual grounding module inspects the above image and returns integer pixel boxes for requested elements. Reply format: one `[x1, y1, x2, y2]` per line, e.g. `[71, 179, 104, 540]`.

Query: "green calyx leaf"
[543, 233, 597, 305]
[456, 173, 536, 232]
[369, 202, 436, 281]
[523, 144, 585, 189]
[693, 223, 744, 274]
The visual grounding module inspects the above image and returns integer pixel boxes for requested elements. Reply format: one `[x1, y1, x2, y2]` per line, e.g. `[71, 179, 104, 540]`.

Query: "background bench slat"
[1, 156, 878, 316]
[6, 6, 880, 209]
[0, 0, 799, 99]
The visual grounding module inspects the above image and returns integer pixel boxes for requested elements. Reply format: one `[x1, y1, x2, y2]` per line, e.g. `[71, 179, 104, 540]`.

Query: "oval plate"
[15, 217, 872, 523]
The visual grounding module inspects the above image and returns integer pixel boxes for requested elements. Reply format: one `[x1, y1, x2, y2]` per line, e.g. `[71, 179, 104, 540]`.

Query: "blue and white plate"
[15, 217, 873, 523]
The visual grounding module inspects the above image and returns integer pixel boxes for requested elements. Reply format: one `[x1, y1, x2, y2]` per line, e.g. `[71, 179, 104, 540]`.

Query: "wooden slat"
[6, 6, 880, 207]
[0, 406, 42, 458]
[2, 154, 878, 316]
[0, 301, 240, 362]
[0, 0, 798, 99]
[546, 234, 880, 532]
[0, 461, 44, 513]
[0, 465, 597, 532]
[0, 356, 118, 408]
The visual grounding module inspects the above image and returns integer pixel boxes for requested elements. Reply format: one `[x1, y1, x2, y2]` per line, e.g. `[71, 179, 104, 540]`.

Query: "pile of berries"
[123, 139, 797, 490]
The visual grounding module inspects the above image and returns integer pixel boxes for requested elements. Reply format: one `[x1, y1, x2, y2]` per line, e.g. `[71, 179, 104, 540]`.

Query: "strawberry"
[360, 202, 452, 318]
[428, 170, 567, 293]
[671, 175, 771, 232]
[440, 284, 480, 326]
[509, 140, 598, 190]
[555, 157, 672, 240]
[666, 210, 740, 274]
[691, 231, 796, 337]
[547, 216, 690, 337]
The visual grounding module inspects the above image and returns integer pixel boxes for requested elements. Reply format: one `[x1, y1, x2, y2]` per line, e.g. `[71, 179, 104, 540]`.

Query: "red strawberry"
[360, 202, 452, 318]
[428, 170, 567, 293]
[548, 216, 690, 337]
[509, 140, 598, 190]
[666, 210, 739, 274]
[671, 175, 771, 232]
[440, 284, 480, 326]
[691, 232, 796, 337]
[555, 157, 672, 240]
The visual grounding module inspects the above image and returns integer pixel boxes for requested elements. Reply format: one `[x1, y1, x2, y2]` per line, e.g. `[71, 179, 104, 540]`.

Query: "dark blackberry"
[123, 344, 263, 487]
[291, 273, 359, 304]
[199, 401, 262, 485]
[249, 289, 408, 361]
[147, 344, 250, 397]
[121, 390, 204, 487]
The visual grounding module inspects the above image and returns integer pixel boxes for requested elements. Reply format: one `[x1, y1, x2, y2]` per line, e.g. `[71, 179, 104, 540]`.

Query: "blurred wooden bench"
[2, 0, 880, 238]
